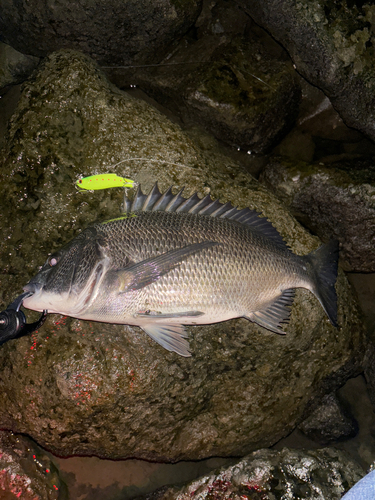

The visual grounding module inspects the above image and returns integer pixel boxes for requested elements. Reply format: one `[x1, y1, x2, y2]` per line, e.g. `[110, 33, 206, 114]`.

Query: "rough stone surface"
[0, 42, 40, 89]
[298, 392, 359, 445]
[0, 431, 66, 499]
[274, 81, 370, 164]
[363, 342, 375, 410]
[142, 448, 365, 500]
[113, 4, 300, 153]
[0, 49, 366, 461]
[237, 0, 375, 144]
[0, 0, 202, 65]
[260, 156, 375, 272]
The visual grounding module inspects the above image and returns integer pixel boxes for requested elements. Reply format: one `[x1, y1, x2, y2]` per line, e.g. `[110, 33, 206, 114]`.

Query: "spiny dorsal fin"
[125, 183, 288, 248]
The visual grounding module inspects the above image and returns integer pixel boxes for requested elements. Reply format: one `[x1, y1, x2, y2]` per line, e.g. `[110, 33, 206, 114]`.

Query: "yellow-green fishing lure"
[76, 173, 135, 191]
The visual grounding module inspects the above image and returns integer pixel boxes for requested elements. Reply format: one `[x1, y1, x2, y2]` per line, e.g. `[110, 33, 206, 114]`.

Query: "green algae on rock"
[237, 0, 375, 144]
[0, 49, 366, 461]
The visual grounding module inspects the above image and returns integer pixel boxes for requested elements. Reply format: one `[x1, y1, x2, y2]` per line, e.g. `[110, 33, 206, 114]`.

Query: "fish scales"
[23, 183, 339, 356]
[94, 211, 301, 318]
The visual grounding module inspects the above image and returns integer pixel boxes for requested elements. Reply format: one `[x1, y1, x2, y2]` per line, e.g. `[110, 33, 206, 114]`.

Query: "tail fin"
[306, 240, 339, 327]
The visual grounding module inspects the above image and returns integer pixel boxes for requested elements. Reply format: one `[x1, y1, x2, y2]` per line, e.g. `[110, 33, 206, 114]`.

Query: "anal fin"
[245, 288, 295, 334]
[141, 322, 191, 357]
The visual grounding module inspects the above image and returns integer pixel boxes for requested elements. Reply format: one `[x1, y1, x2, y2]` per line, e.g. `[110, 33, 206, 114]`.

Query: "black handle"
[0, 292, 47, 345]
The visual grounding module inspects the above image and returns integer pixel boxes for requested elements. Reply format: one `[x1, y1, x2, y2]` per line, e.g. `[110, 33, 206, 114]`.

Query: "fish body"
[76, 173, 135, 190]
[23, 184, 339, 356]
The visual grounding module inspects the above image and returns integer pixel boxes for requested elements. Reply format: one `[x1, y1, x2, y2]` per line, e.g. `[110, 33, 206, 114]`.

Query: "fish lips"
[22, 281, 43, 311]
[23, 282, 42, 295]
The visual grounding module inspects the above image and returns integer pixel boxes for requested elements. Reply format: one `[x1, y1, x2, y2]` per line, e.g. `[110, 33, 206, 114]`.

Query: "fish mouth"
[22, 282, 43, 312]
[23, 282, 42, 295]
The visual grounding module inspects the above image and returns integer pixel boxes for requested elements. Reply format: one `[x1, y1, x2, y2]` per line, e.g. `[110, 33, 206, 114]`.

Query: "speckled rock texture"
[260, 157, 375, 272]
[0, 0, 201, 65]
[237, 0, 375, 144]
[0, 431, 66, 499]
[298, 392, 358, 445]
[142, 448, 365, 500]
[0, 49, 366, 461]
[115, 3, 300, 153]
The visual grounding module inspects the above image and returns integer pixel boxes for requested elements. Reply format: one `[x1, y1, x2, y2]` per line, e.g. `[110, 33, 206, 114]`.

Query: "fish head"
[23, 227, 108, 316]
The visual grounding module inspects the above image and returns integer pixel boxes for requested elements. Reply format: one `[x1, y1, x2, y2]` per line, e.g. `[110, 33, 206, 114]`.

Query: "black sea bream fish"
[23, 184, 339, 356]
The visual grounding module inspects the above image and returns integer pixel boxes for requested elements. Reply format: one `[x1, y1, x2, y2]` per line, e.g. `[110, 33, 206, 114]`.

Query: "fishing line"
[109, 157, 199, 171]
[101, 61, 273, 89]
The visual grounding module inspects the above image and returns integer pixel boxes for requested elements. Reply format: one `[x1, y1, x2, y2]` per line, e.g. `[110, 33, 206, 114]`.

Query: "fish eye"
[49, 257, 58, 267]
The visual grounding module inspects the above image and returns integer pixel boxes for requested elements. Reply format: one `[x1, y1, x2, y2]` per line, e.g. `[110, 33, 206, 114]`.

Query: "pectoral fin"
[141, 322, 191, 357]
[118, 241, 217, 293]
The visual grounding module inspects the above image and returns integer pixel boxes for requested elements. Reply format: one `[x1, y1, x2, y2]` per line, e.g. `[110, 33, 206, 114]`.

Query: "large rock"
[143, 448, 364, 500]
[260, 156, 375, 272]
[0, 0, 202, 65]
[114, 3, 300, 153]
[0, 49, 366, 461]
[237, 0, 375, 144]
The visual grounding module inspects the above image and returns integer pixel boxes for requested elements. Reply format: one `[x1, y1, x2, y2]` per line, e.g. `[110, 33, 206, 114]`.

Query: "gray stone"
[0, 0, 202, 65]
[0, 42, 40, 89]
[0, 49, 366, 461]
[142, 448, 365, 500]
[364, 343, 375, 409]
[260, 157, 375, 272]
[114, 3, 300, 153]
[298, 393, 358, 445]
[274, 83, 368, 164]
[236, 0, 375, 145]
[0, 431, 66, 499]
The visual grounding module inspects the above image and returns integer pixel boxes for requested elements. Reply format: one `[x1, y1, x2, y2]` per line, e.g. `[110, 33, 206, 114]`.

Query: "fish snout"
[23, 281, 42, 295]
[22, 281, 46, 312]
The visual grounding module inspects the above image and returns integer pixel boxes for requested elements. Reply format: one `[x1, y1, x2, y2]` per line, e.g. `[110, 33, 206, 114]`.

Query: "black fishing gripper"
[0, 292, 47, 345]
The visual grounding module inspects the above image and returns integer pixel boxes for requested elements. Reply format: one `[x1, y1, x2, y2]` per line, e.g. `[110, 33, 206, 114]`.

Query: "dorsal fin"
[124, 183, 288, 248]
[130, 185, 148, 212]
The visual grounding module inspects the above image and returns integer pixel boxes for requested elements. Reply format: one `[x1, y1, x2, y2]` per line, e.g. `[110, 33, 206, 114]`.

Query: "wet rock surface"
[298, 392, 359, 445]
[260, 156, 375, 272]
[112, 4, 300, 154]
[0, 431, 66, 499]
[237, 0, 375, 144]
[142, 447, 365, 500]
[0, 0, 201, 66]
[0, 49, 366, 461]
